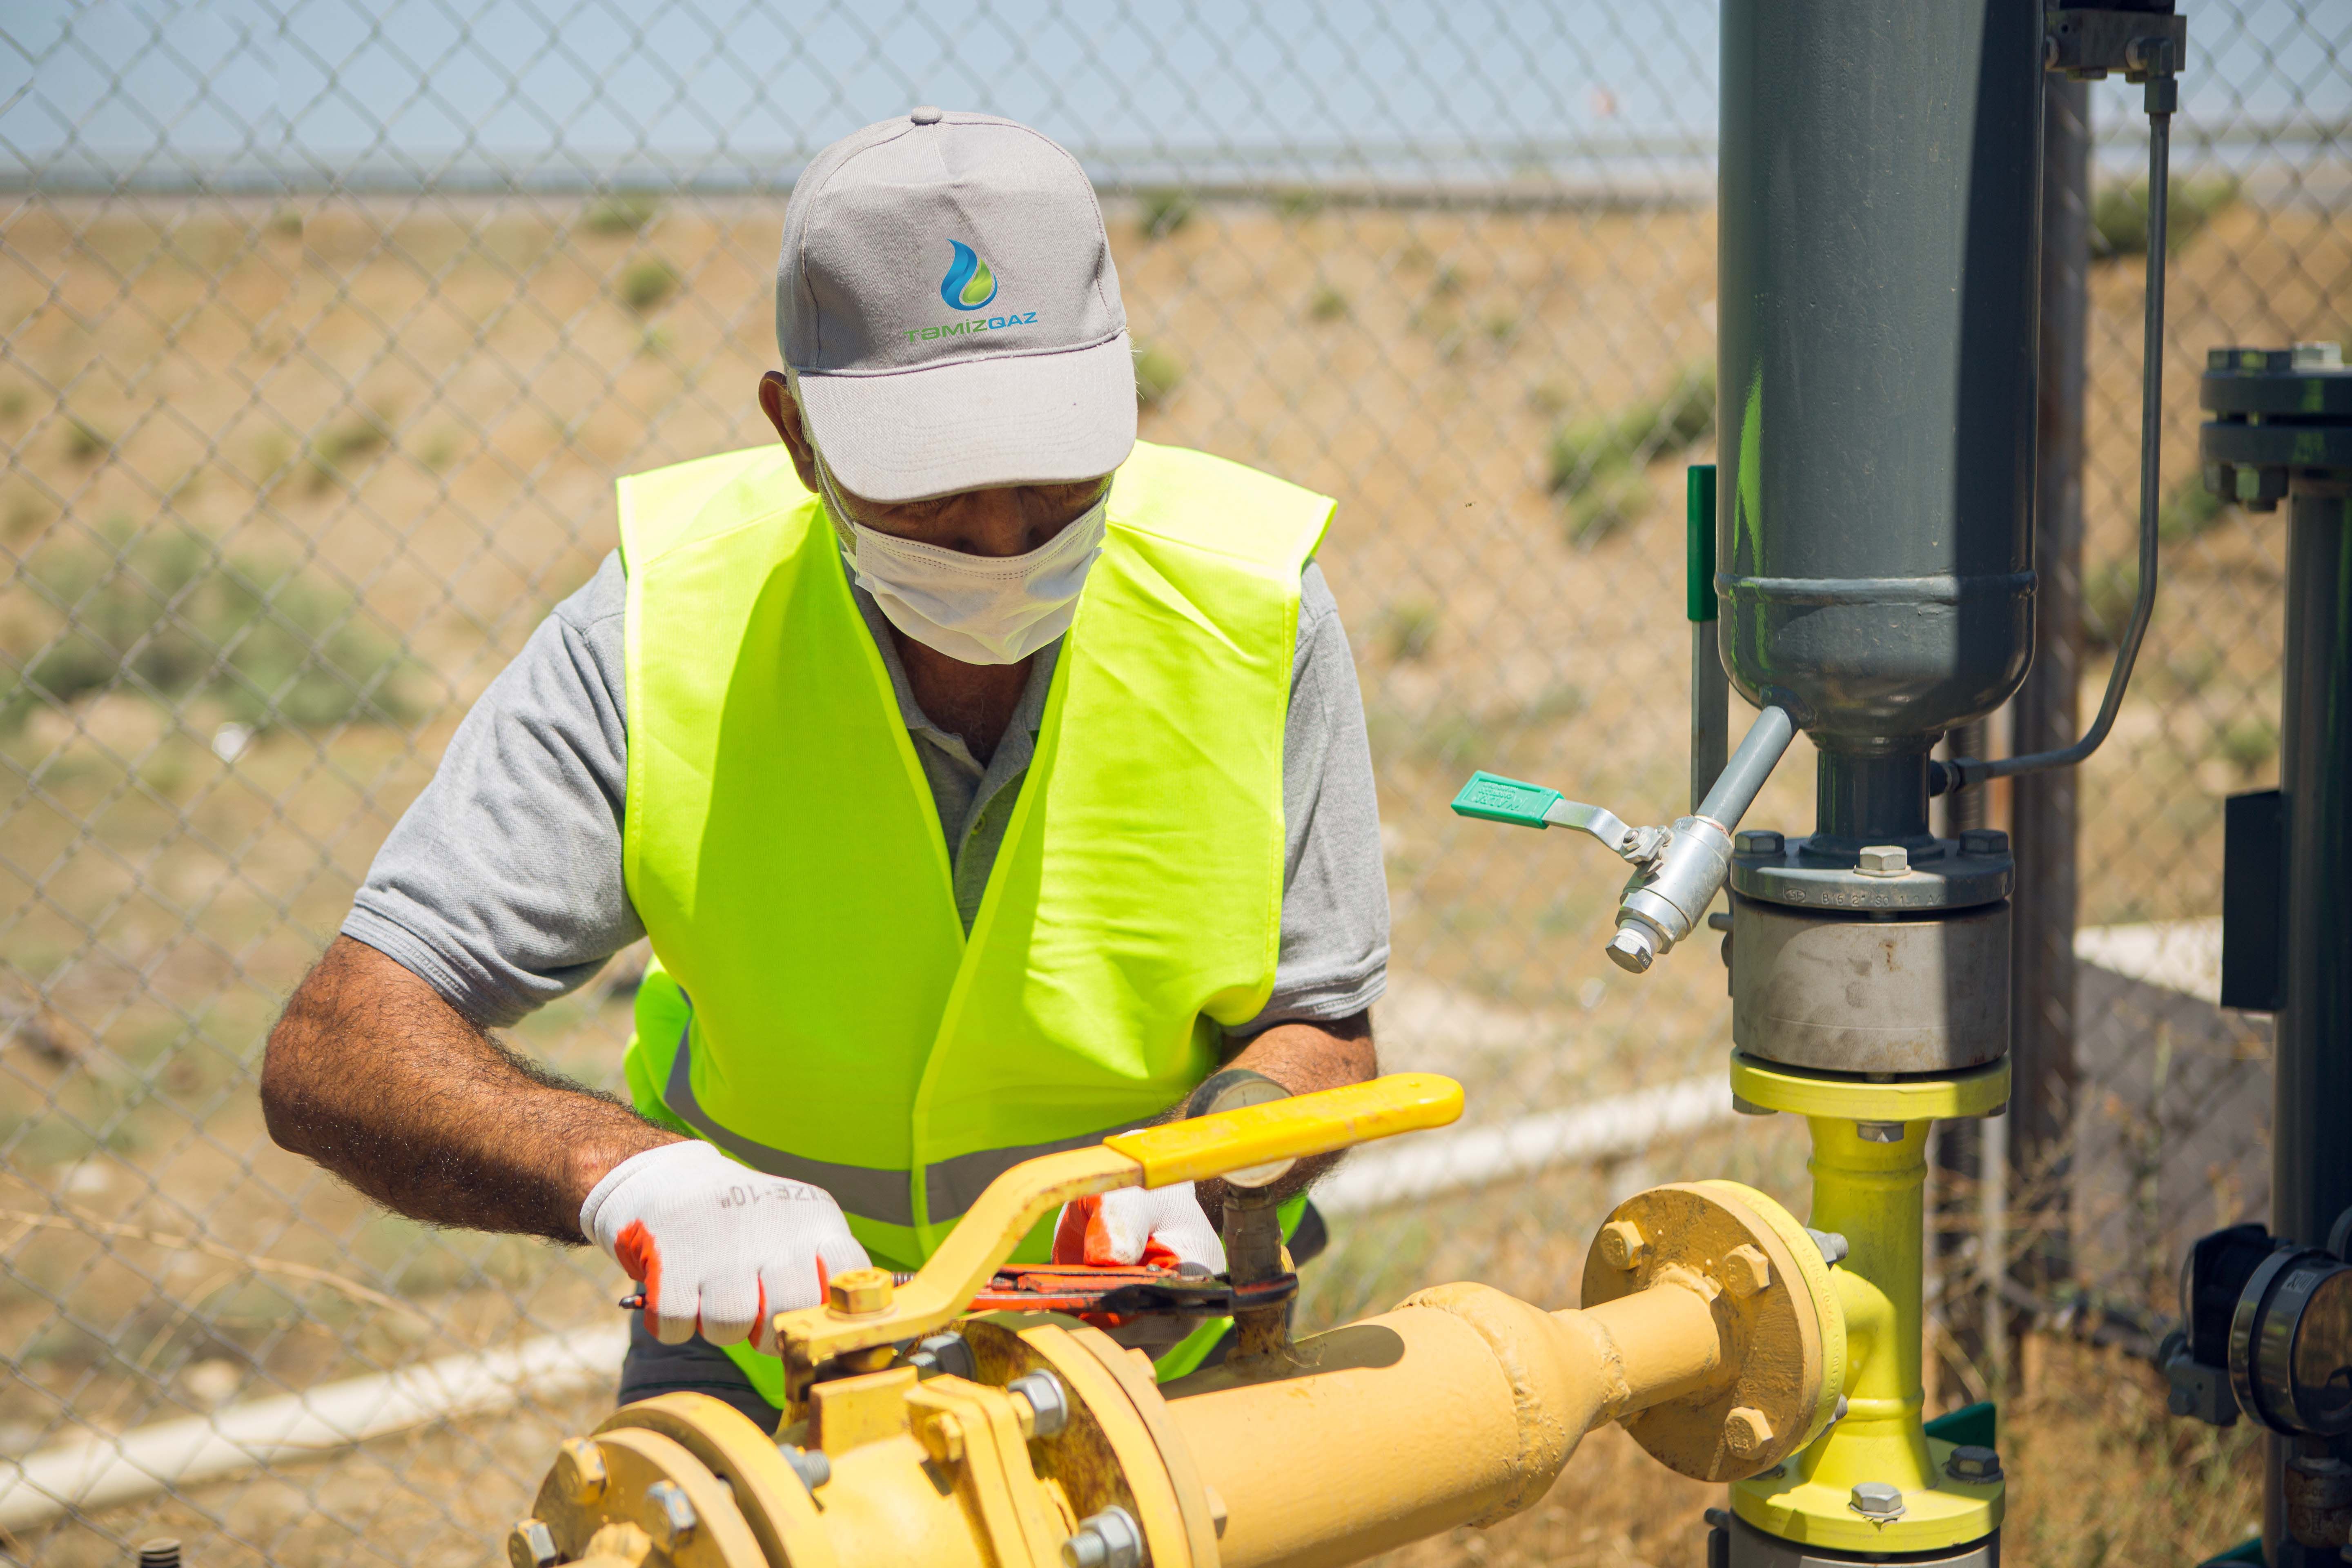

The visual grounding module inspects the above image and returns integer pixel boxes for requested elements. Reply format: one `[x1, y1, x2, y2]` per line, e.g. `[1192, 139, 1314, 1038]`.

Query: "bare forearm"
[261, 936, 677, 1243]
[1198, 1009, 1377, 1220]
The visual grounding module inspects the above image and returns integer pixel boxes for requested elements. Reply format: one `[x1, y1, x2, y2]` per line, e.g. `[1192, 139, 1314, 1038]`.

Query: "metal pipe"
[1697, 705, 1797, 826]
[1950, 72, 2173, 791]
[1611, 705, 1796, 973]
[1813, 750, 1933, 850]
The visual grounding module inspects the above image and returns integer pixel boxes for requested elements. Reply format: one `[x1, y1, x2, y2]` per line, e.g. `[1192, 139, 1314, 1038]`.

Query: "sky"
[2, 0, 2341, 188]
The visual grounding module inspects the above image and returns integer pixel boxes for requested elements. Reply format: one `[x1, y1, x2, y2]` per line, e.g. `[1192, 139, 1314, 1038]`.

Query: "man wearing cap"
[261, 109, 1388, 1423]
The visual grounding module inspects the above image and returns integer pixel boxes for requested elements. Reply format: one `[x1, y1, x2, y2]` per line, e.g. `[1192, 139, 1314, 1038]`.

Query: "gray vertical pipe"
[2010, 74, 2091, 1322]
[2267, 483, 2352, 1565]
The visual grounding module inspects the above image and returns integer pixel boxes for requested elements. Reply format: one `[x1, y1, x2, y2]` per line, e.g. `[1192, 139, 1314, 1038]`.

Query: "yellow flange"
[1728, 1049, 2010, 1121]
[1733, 1434, 2004, 1553]
[1579, 1180, 1844, 1481]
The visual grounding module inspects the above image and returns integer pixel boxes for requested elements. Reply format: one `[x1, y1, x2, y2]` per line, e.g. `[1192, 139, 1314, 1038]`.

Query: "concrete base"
[2072, 936, 2272, 1302]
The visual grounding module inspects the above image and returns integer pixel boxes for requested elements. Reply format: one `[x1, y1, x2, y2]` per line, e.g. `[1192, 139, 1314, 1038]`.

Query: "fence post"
[2009, 72, 2092, 1361]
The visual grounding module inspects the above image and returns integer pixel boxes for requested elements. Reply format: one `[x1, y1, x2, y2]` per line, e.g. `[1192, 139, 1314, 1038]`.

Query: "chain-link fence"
[1, 3, 2346, 1564]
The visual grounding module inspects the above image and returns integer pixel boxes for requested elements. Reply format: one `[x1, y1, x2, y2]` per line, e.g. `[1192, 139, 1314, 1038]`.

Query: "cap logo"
[940, 240, 999, 312]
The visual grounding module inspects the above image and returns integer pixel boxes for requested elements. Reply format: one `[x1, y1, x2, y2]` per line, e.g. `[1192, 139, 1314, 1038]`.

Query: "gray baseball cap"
[777, 108, 1136, 504]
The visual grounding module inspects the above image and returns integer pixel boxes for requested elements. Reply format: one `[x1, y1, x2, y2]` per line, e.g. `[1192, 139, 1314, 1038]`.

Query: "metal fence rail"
[1, 3, 2346, 1563]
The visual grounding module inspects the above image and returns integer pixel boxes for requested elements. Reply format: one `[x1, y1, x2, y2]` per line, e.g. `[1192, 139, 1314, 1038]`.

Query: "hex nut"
[908, 1331, 976, 1380]
[554, 1437, 608, 1506]
[827, 1267, 895, 1316]
[642, 1480, 698, 1551]
[506, 1519, 560, 1568]
[1734, 829, 1785, 856]
[1849, 1481, 1906, 1520]
[1945, 1444, 2003, 1483]
[1598, 1219, 1649, 1270]
[921, 1412, 966, 1466]
[1857, 844, 1909, 877]
[1008, 1370, 1071, 1439]
[1723, 1406, 1774, 1457]
[1958, 827, 2010, 857]
[582, 1523, 655, 1562]
[1063, 1505, 1146, 1568]
[1720, 1244, 1772, 1298]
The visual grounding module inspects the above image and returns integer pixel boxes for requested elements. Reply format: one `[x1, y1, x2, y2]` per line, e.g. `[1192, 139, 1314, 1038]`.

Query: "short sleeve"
[341, 552, 641, 1027]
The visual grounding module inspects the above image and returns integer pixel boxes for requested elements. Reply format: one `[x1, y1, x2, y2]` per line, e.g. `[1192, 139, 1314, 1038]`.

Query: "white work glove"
[1052, 1182, 1226, 1272]
[580, 1141, 871, 1352]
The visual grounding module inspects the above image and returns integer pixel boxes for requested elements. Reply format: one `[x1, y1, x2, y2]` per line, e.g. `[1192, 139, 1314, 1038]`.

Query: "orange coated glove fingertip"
[1053, 1196, 1101, 1264]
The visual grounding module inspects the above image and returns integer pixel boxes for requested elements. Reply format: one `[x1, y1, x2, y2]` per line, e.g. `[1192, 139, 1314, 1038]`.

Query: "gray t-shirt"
[345, 551, 1389, 1038]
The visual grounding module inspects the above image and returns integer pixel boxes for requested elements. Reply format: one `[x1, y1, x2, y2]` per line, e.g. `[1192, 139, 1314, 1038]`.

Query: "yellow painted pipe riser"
[1730, 1114, 1999, 1553]
[1804, 1119, 1925, 1415]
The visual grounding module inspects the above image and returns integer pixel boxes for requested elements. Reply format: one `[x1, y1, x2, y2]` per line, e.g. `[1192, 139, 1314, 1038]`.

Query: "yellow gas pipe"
[508, 1076, 1853, 1568]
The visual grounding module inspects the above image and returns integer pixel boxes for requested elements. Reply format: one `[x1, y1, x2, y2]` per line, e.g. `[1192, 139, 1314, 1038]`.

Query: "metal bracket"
[2044, 7, 2187, 82]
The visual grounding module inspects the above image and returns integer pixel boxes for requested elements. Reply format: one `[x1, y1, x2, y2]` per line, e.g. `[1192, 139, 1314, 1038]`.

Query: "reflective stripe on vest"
[616, 439, 1334, 1276]
[661, 1020, 1134, 1230]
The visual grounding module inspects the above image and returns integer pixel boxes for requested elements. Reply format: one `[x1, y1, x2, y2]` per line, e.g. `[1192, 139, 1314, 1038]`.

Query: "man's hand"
[1192, 1011, 1377, 1224]
[1052, 1183, 1225, 1271]
[581, 1142, 872, 1351]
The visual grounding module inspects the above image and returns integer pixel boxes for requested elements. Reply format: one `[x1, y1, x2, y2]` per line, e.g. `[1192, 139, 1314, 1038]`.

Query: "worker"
[260, 109, 1389, 1427]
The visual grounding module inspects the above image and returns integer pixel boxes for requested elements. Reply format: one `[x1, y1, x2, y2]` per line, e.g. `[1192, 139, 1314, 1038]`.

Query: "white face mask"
[814, 457, 1107, 666]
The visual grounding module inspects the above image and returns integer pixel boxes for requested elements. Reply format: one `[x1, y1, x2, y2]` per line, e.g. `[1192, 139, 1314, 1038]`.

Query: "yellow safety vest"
[614, 440, 1332, 1399]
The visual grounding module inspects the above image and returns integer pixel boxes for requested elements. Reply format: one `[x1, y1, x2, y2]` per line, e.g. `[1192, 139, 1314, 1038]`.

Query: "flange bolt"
[1009, 1370, 1071, 1438]
[908, 1332, 976, 1379]
[1063, 1504, 1147, 1568]
[779, 1442, 831, 1491]
[642, 1481, 698, 1552]
[554, 1437, 608, 1505]
[138, 1543, 183, 1568]
[1723, 1406, 1774, 1457]
[1598, 1219, 1650, 1270]
[506, 1519, 560, 1568]
[1856, 845, 1909, 878]
[1959, 828, 2010, 857]
[1945, 1445, 2003, 1483]
[1849, 1482, 1906, 1521]
[1720, 1244, 1772, 1297]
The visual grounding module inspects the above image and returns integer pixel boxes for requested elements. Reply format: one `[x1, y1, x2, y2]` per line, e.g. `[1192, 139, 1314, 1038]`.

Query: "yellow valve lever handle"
[1104, 1070, 1463, 1186]
[773, 1073, 1465, 1379]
